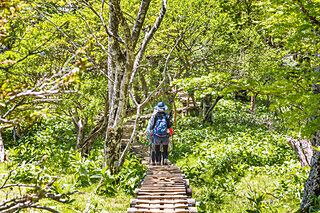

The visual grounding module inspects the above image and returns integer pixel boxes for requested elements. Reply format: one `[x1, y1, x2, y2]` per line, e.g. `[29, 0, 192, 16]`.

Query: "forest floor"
[172, 99, 308, 212]
[0, 98, 308, 212]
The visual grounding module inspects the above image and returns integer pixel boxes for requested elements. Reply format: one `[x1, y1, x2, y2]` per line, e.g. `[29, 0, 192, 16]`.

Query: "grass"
[0, 165, 132, 213]
[173, 99, 308, 212]
[0, 98, 309, 212]
[38, 184, 132, 212]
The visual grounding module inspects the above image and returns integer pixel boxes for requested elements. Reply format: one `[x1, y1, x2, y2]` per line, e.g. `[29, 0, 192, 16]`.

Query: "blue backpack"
[154, 114, 168, 137]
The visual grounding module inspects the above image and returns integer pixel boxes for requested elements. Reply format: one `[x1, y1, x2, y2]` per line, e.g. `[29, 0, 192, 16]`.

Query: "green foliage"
[1, 0, 320, 211]
[9, 162, 52, 184]
[308, 195, 320, 213]
[95, 168, 118, 196]
[246, 192, 267, 213]
[1, 114, 144, 211]
[174, 99, 308, 212]
[118, 154, 146, 194]
[70, 151, 103, 187]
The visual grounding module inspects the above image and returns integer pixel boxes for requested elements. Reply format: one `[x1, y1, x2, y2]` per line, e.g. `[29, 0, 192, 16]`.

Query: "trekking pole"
[172, 134, 175, 164]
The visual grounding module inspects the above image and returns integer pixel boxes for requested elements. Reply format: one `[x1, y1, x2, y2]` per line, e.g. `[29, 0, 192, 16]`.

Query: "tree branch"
[131, 0, 152, 49]
[81, 0, 125, 44]
[297, 0, 320, 27]
[111, 0, 132, 47]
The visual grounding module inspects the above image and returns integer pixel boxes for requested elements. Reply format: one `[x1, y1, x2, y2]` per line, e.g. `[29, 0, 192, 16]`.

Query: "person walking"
[146, 102, 173, 165]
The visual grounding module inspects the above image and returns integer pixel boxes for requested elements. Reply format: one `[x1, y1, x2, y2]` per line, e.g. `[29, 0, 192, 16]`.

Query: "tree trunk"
[299, 133, 320, 212]
[0, 131, 6, 163]
[266, 95, 272, 108]
[173, 87, 178, 128]
[139, 71, 148, 99]
[102, 0, 167, 173]
[75, 118, 88, 150]
[287, 137, 312, 168]
[105, 127, 122, 174]
[250, 93, 258, 115]
[80, 119, 108, 156]
[201, 94, 212, 122]
[103, 0, 130, 173]
[203, 95, 223, 123]
[299, 36, 320, 212]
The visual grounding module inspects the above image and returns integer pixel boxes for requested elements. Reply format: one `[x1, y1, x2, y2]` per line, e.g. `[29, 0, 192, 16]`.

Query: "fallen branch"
[0, 161, 76, 213]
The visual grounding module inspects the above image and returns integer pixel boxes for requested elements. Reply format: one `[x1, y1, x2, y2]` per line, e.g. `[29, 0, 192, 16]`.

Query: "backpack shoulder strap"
[164, 114, 168, 120]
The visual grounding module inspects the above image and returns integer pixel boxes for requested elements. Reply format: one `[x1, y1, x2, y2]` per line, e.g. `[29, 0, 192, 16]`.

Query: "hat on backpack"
[154, 102, 168, 111]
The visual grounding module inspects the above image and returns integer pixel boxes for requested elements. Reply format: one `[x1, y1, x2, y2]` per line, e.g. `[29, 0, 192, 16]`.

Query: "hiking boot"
[163, 159, 168, 165]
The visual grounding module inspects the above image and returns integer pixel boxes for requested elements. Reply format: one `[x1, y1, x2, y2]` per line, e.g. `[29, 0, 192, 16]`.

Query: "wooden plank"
[134, 199, 189, 204]
[139, 189, 186, 192]
[127, 209, 189, 213]
[142, 181, 185, 184]
[142, 182, 185, 186]
[147, 171, 183, 174]
[134, 204, 188, 209]
[137, 191, 186, 196]
[146, 174, 185, 178]
[141, 183, 185, 185]
[140, 186, 186, 190]
[143, 178, 184, 181]
[143, 177, 184, 181]
[189, 207, 198, 212]
[147, 170, 182, 173]
[137, 195, 187, 199]
[141, 185, 185, 188]
[142, 179, 185, 182]
[143, 179, 184, 181]
[142, 181, 185, 185]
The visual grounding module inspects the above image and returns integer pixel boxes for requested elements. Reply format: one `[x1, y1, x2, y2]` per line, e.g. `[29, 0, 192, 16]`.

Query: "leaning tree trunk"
[202, 95, 223, 123]
[201, 94, 213, 123]
[299, 36, 320, 212]
[81, 116, 108, 156]
[299, 132, 320, 212]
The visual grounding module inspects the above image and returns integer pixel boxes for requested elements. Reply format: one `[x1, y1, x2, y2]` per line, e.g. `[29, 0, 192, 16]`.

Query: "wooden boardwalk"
[127, 165, 197, 212]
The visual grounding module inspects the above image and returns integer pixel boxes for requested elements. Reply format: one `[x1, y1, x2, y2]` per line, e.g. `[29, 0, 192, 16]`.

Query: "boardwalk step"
[130, 199, 195, 206]
[128, 160, 197, 212]
[137, 192, 186, 196]
[140, 186, 186, 190]
[139, 189, 186, 192]
[127, 208, 190, 213]
[137, 195, 188, 199]
[134, 204, 189, 209]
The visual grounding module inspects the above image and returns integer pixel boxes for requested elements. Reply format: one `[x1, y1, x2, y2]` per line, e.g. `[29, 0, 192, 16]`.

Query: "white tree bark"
[103, 0, 167, 173]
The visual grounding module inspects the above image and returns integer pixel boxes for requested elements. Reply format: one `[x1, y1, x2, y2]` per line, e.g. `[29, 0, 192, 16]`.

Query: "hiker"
[146, 102, 173, 165]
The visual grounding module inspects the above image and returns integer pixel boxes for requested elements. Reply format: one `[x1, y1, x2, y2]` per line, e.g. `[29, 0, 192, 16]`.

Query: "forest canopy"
[0, 0, 320, 212]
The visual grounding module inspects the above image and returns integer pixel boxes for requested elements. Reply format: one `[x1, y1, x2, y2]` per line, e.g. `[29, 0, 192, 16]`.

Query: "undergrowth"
[0, 99, 310, 212]
[0, 116, 145, 212]
[171, 99, 309, 212]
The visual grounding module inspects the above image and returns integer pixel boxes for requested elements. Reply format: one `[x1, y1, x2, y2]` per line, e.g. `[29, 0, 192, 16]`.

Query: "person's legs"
[155, 144, 161, 165]
[163, 144, 168, 165]
[150, 143, 155, 165]
[159, 143, 163, 164]
[148, 133, 156, 165]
